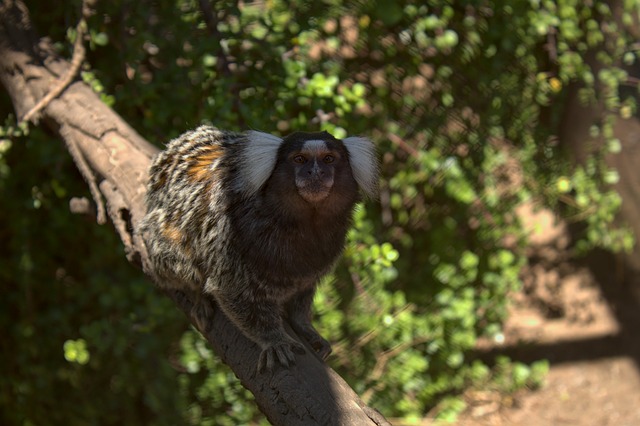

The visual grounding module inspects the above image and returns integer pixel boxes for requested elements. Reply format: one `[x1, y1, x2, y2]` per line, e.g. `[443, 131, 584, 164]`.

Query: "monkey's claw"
[309, 337, 332, 360]
[293, 326, 332, 360]
[258, 341, 306, 373]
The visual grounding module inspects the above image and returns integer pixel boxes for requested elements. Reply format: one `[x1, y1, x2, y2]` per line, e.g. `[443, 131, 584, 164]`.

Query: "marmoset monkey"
[141, 126, 378, 372]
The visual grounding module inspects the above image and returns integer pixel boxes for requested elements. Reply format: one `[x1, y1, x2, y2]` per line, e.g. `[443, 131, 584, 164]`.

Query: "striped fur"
[141, 125, 378, 372]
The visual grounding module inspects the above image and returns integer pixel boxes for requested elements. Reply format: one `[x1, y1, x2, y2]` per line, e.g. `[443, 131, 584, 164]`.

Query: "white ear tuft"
[240, 131, 283, 197]
[343, 136, 379, 199]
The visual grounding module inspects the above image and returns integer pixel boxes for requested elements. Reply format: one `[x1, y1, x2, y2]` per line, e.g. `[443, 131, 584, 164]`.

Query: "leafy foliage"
[1, 0, 638, 424]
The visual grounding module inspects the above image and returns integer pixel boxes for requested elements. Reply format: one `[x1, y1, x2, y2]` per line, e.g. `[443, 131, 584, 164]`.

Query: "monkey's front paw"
[295, 327, 332, 360]
[257, 340, 306, 373]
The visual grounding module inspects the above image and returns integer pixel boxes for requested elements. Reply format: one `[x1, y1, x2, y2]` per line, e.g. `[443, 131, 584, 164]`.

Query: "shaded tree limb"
[0, 2, 390, 425]
[19, 0, 89, 124]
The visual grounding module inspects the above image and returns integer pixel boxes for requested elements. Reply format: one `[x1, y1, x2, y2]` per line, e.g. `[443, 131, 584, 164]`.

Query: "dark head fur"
[228, 130, 378, 280]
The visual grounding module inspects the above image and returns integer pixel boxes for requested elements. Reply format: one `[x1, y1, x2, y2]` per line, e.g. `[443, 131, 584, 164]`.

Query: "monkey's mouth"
[297, 182, 332, 203]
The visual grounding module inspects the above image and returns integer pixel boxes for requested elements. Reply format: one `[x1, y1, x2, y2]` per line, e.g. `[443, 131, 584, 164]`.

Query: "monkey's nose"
[308, 163, 324, 176]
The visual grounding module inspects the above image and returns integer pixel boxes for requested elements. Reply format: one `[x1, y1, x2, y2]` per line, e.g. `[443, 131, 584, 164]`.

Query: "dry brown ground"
[455, 204, 640, 426]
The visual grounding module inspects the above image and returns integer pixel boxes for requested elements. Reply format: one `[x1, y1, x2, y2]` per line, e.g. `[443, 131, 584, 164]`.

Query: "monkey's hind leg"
[159, 287, 214, 333]
[213, 288, 306, 373]
[185, 289, 214, 334]
[286, 288, 332, 360]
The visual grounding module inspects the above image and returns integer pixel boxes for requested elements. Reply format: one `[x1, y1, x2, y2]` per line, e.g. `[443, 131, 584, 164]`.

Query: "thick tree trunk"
[0, 2, 389, 425]
[559, 0, 640, 304]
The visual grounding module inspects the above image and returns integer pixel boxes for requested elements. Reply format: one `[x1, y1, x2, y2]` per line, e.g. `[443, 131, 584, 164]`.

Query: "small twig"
[197, 0, 218, 35]
[545, 28, 558, 62]
[20, 0, 88, 123]
[352, 304, 413, 350]
[387, 132, 420, 158]
[622, 76, 640, 87]
[361, 335, 431, 403]
[62, 134, 107, 225]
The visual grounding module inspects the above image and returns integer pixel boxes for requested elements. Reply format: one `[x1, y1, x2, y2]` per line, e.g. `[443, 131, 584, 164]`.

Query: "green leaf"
[91, 32, 109, 46]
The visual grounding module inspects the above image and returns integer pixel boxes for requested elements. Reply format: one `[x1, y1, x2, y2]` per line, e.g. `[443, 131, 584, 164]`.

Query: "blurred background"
[2, 0, 640, 424]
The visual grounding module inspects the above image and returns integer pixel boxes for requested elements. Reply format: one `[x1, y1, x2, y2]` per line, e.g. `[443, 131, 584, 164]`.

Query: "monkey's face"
[265, 131, 357, 208]
[289, 139, 341, 203]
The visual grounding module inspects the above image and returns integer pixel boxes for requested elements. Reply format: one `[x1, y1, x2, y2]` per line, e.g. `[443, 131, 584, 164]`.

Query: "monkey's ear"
[343, 136, 379, 199]
[239, 131, 284, 197]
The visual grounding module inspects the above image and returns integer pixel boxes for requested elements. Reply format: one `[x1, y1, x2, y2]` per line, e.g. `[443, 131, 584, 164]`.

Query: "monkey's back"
[142, 126, 242, 290]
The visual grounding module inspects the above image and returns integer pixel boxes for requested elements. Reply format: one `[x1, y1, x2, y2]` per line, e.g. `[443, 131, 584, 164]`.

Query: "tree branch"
[0, 2, 390, 425]
[20, 0, 89, 124]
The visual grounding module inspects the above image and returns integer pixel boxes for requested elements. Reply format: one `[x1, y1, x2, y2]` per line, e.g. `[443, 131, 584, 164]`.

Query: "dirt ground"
[456, 205, 640, 425]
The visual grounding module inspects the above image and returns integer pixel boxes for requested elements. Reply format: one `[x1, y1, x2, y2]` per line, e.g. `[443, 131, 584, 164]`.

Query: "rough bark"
[0, 2, 390, 425]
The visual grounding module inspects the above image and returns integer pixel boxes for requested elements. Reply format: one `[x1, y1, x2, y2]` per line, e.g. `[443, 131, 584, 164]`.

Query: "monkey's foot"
[257, 340, 306, 373]
[293, 326, 332, 360]
[306, 335, 332, 360]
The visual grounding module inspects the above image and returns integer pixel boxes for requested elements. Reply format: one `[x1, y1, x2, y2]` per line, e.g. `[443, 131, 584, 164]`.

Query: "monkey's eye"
[293, 155, 307, 164]
[323, 155, 335, 164]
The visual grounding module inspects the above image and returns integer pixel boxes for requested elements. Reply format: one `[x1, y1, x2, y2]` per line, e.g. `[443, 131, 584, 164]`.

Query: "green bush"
[1, 0, 637, 424]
